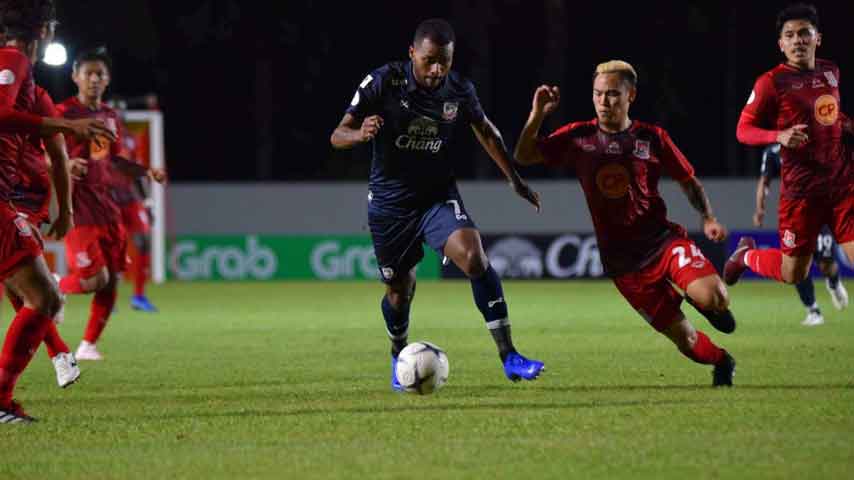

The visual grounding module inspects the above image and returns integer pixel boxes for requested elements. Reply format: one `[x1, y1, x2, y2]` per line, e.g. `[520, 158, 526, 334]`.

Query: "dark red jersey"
[56, 97, 122, 226]
[12, 86, 56, 223]
[737, 59, 850, 198]
[109, 116, 143, 206]
[0, 47, 39, 200]
[538, 119, 693, 276]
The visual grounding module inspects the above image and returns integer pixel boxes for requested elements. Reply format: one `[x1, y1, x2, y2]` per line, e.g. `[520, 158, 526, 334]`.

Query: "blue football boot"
[131, 295, 159, 312]
[503, 352, 545, 382]
[391, 355, 404, 392]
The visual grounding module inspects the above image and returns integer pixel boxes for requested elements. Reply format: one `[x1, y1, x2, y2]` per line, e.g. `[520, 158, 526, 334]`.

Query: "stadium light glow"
[43, 42, 68, 66]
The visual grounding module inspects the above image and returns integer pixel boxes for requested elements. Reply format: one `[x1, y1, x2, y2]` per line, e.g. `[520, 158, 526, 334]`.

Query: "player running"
[56, 48, 166, 361]
[515, 60, 737, 386]
[726, 3, 854, 287]
[331, 19, 545, 390]
[0, 0, 116, 423]
[753, 144, 848, 325]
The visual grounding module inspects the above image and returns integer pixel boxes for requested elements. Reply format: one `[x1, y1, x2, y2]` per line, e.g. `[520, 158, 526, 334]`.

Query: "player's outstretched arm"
[679, 176, 727, 242]
[515, 85, 560, 166]
[40, 117, 117, 146]
[330, 113, 383, 150]
[471, 116, 541, 211]
[42, 134, 73, 239]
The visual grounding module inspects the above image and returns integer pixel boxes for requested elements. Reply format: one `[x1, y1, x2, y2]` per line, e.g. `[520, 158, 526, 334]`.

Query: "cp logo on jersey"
[595, 163, 630, 199]
[814, 95, 838, 126]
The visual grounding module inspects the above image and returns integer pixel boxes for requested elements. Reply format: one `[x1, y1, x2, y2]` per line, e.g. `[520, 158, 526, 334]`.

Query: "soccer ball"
[395, 341, 449, 395]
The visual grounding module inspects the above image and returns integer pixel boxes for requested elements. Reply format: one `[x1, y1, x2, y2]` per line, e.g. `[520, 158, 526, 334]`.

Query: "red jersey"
[56, 97, 122, 226]
[12, 86, 56, 223]
[0, 47, 39, 199]
[738, 59, 850, 198]
[109, 115, 143, 206]
[538, 119, 693, 276]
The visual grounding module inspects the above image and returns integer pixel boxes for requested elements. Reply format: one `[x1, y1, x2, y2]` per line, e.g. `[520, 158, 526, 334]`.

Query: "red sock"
[134, 252, 150, 296]
[43, 323, 70, 358]
[0, 307, 51, 405]
[746, 248, 784, 282]
[60, 274, 87, 294]
[83, 287, 117, 344]
[682, 330, 725, 365]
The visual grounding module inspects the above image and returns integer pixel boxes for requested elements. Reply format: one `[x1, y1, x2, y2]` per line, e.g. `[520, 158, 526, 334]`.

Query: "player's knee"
[781, 265, 809, 285]
[459, 250, 488, 278]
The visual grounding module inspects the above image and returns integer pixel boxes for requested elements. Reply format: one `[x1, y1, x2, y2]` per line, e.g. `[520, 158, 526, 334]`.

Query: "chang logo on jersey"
[595, 163, 631, 199]
[814, 95, 838, 126]
[395, 116, 443, 153]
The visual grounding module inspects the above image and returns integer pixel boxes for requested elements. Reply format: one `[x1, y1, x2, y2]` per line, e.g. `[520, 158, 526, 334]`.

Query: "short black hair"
[73, 46, 112, 74]
[776, 3, 819, 35]
[0, 0, 55, 42]
[413, 18, 455, 47]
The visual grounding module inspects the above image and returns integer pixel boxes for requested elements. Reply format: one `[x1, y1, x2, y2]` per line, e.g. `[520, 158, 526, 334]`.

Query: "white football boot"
[826, 279, 849, 311]
[801, 309, 825, 327]
[52, 352, 81, 388]
[75, 341, 103, 361]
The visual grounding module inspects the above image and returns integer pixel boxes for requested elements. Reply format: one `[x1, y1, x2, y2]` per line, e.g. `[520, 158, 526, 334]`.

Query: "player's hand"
[68, 157, 88, 180]
[511, 178, 542, 212]
[47, 210, 73, 240]
[776, 124, 808, 148]
[752, 209, 765, 227]
[359, 115, 384, 142]
[532, 85, 560, 116]
[148, 168, 168, 184]
[703, 217, 727, 243]
[65, 118, 118, 147]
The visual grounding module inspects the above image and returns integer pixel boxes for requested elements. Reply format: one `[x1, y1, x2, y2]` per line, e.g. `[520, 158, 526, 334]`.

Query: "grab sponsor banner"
[167, 235, 440, 281]
[727, 231, 854, 278]
[441, 233, 726, 279]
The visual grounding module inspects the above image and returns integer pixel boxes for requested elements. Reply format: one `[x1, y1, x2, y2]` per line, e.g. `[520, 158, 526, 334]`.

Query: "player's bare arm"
[40, 116, 117, 146]
[753, 175, 772, 227]
[42, 133, 73, 239]
[514, 85, 560, 166]
[471, 116, 541, 211]
[679, 177, 727, 242]
[330, 113, 384, 149]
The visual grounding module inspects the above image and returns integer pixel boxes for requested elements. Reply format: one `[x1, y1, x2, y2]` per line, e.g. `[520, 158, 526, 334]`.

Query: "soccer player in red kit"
[0, 0, 116, 423]
[57, 48, 165, 361]
[515, 61, 737, 386]
[726, 3, 854, 286]
[8, 85, 80, 387]
[111, 112, 159, 312]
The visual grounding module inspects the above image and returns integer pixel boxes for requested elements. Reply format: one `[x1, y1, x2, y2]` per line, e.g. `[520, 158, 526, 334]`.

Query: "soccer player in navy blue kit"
[331, 19, 545, 390]
[753, 144, 848, 325]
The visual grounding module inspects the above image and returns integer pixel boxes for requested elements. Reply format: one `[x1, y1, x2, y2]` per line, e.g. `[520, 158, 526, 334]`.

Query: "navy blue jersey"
[760, 143, 782, 179]
[345, 61, 485, 214]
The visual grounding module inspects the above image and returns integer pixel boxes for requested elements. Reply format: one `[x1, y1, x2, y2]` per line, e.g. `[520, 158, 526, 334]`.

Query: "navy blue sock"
[470, 266, 514, 360]
[381, 296, 409, 357]
[794, 278, 817, 310]
[827, 270, 840, 289]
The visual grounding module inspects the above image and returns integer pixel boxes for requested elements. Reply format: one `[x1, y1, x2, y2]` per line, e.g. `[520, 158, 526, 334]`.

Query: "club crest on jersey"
[13, 217, 31, 237]
[442, 102, 459, 121]
[782, 229, 796, 249]
[823, 71, 838, 87]
[814, 94, 838, 126]
[76, 252, 93, 268]
[595, 163, 631, 199]
[606, 142, 622, 155]
[633, 140, 651, 160]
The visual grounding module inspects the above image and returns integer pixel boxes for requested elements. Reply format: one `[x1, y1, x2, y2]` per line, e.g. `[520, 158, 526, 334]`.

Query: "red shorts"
[0, 203, 44, 281]
[120, 201, 150, 235]
[612, 237, 719, 332]
[65, 224, 128, 277]
[778, 191, 854, 257]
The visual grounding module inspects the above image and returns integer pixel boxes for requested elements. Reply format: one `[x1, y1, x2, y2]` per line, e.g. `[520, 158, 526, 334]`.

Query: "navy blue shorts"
[368, 197, 476, 283]
[814, 225, 837, 262]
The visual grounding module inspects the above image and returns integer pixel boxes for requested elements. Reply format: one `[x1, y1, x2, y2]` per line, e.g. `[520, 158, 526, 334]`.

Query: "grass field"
[2, 280, 853, 479]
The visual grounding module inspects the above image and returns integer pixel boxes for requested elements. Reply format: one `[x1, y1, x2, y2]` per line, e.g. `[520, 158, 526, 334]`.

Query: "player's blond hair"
[593, 60, 637, 87]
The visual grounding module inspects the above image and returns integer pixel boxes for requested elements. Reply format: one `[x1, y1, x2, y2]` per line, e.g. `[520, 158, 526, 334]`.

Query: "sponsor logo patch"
[606, 141, 622, 154]
[380, 267, 395, 280]
[595, 163, 631, 199]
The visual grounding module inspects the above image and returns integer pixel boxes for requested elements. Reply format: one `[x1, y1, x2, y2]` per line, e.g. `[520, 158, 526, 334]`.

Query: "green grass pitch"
[2, 280, 853, 479]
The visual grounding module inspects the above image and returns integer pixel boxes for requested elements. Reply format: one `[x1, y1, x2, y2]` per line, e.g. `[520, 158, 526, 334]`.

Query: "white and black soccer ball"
[395, 341, 449, 395]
